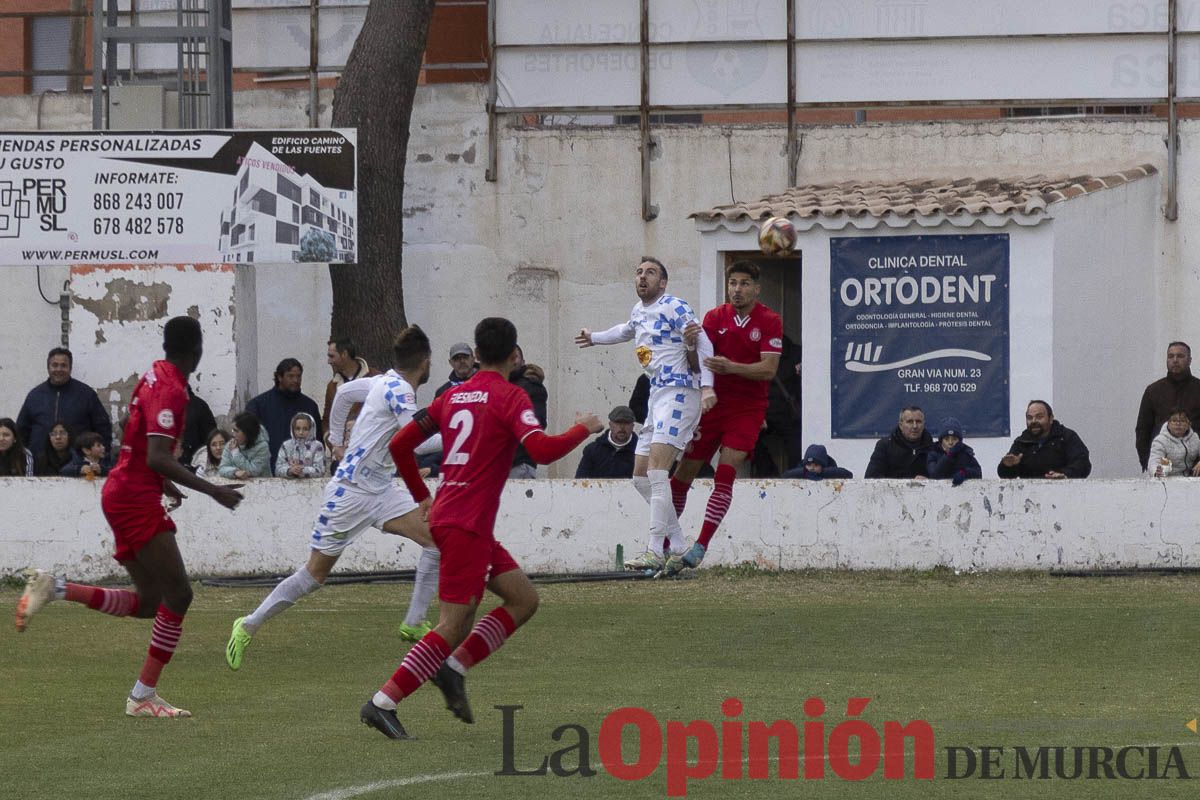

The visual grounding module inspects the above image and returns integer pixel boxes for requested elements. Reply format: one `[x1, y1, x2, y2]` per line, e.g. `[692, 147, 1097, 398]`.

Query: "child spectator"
[34, 421, 74, 476]
[1148, 408, 1200, 477]
[275, 412, 326, 478]
[61, 431, 111, 478]
[927, 417, 982, 486]
[219, 412, 271, 479]
[782, 444, 854, 480]
[192, 427, 230, 478]
[0, 417, 33, 476]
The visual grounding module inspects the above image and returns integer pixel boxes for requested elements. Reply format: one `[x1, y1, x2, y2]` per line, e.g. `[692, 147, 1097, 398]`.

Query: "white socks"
[403, 546, 440, 626]
[647, 469, 672, 553]
[632, 475, 652, 505]
[243, 567, 322, 634]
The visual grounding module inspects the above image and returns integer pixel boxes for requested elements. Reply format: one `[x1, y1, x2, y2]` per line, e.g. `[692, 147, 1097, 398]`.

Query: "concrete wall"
[3, 477, 1197, 582]
[0, 84, 1190, 481]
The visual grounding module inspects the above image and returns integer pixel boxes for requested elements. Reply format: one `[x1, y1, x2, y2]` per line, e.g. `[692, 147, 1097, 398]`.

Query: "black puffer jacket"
[997, 420, 1091, 479]
[864, 427, 935, 478]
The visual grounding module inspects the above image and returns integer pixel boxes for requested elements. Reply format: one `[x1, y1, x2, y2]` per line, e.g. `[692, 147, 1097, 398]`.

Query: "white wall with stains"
[1, 476, 1195, 582]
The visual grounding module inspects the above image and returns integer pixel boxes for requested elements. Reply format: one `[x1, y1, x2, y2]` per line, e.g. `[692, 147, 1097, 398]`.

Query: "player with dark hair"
[359, 317, 602, 739]
[15, 316, 244, 718]
[663, 260, 782, 576]
[225, 325, 444, 670]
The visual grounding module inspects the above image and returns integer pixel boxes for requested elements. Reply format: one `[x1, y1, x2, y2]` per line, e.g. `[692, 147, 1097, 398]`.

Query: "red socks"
[138, 604, 184, 689]
[698, 464, 736, 548]
[451, 607, 517, 670]
[65, 583, 139, 617]
[670, 477, 691, 517]
[381, 631, 451, 703]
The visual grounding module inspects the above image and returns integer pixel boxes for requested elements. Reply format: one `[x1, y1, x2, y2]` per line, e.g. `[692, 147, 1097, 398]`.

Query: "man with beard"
[997, 400, 1091, 479]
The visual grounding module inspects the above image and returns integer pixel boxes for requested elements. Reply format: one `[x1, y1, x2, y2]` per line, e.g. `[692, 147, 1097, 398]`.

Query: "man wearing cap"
[434, 342, 478, 398]
[574, 406, 639, 479]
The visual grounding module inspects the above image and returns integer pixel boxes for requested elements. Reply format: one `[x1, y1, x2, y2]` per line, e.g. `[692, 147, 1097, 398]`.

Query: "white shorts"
[309, 480, 418, 556]
[635, 385, 701, 456]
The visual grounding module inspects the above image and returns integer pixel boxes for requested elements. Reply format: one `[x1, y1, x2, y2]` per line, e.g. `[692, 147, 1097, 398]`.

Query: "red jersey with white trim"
[702, 302, 783, 405]
[426, 370, 543, 535]
[106, 360, 188, 501]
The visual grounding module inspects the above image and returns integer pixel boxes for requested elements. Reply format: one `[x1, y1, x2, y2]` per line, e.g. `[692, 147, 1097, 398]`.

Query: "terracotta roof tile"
[690, 165, 1158, 226]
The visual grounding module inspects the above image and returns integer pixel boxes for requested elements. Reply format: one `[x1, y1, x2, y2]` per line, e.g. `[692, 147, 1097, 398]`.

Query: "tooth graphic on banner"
[844, 343, 993, 373]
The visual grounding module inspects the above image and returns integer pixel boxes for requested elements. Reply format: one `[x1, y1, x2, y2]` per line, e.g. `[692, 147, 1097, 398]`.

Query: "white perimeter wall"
[0, 86, 1188, 478]
[2, 477, 1197, 582]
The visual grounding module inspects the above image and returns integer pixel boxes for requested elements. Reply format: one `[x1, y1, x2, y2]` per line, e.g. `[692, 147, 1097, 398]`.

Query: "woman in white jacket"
[1148, 410, 1200, 477]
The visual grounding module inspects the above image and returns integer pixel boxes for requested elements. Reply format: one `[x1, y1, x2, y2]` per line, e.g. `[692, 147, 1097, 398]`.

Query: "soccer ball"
[758, 216, 796, 255]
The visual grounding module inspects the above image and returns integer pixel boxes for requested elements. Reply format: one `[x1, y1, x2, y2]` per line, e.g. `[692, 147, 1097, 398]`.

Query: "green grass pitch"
[2, 569, 1199, 799]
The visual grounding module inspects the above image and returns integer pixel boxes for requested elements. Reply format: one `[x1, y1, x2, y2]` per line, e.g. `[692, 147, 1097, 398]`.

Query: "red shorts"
[685, 399, 767, 464]
[101, 483, 175, 563]
[433, 525, 520, 606]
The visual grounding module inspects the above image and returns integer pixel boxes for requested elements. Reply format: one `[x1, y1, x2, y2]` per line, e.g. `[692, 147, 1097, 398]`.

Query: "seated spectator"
[192, 427, 230, 478]
[219, 412, 271, 479]
[0, 417, 33, 476]
[275, 412, 326, 479]
[926, 418, 982, 486]
[997, 400, 1091, 479]
[782, 444, 853, 480]
[34, 421, 74, 476]
[246, 357, 321, 474]
[864, 406, 935, 479]
[17, 347, 113, 461]
[1148, 408, 1200, 477]
[575, 405, 638, 479]
[61, 431, 111, 479]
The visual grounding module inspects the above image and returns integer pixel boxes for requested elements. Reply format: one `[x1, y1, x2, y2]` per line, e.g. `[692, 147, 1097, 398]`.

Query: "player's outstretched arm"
[523, 413, 603, 465]
[146, 435, 243, 510]
[580, 322, 635, 348]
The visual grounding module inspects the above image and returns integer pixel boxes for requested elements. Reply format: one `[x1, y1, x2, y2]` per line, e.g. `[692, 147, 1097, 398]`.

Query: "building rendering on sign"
[218, 143, 356, 264]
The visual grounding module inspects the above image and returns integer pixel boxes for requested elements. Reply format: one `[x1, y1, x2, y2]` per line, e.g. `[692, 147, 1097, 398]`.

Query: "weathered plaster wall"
[1, 477, 1194, 582]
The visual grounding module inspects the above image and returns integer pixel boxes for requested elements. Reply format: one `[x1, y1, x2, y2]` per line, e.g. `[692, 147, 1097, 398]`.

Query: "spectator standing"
[509, 345, 548, 478]
[782, 444, 853, 480]
[61, 431, 111, 478]
[997, 400, 1091, 479]
[322, 337, 378, 449]
[1148, 409, 1200, 477]
[1135, 341, 1200, 471]
[34, 421, 74, 476]
[575, 406, 639, 479]
[178, 386, 217, 467]
[192, 428, 229, 478]
[17, 347, 113, 460]
[275, 412, 326, 478]
[246, 357, 322, 473]
[926, 417, 982, 486]
[434, 342, 477, 398]
[219, 412, 271, 479]
[0, 417, 33, 476]
[864, 406, 935, 479]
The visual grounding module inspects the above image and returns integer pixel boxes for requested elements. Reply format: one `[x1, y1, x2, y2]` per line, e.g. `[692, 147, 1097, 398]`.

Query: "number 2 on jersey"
[443, 408, 474, 465]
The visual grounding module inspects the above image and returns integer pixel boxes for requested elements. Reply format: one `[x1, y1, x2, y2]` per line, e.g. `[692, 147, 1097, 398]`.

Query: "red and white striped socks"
[132, 604, 184, 697]
[376, 631, 451, 709]
[64, 583, 139, 617]
[697, 464, 736, 548]
[449, 607, 517, 672]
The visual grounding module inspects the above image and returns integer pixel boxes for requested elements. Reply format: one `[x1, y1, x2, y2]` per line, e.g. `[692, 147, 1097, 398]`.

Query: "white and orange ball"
[758, 216, 796, 255]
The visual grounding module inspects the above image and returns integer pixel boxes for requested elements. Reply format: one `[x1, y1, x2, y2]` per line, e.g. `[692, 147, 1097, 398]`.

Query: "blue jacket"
[782, 444, 854, 480]
[246, 387, 321, 473]
[927, 442, 982, 485]
[17, 378, 113, 460]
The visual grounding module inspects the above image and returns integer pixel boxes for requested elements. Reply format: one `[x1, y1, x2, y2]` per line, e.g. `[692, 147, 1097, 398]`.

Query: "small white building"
[691, 165, 1161, 478]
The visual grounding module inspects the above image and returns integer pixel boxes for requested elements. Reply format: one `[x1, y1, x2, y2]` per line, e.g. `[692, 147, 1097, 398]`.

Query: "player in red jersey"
[662, 261, 782, 576]
[358, 317, 602, 739]
[14, 316, 244, 718]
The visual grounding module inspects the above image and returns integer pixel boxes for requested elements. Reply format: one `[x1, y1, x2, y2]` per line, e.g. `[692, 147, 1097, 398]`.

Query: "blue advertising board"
[830, 234, 1009, 438]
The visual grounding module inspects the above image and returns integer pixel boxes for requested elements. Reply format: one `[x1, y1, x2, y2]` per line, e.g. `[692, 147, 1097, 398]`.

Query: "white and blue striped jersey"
[327, 370, 418, 494]
[593, 295, 706, 389]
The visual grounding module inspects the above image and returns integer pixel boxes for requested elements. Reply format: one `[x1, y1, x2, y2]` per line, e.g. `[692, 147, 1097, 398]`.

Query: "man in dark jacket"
[434, 342, 477, 398]
[17, 347, 113, 460]
[864, 406, 934, 478]
[782, 444, 853, 480]
[509, 346, 548, 478]
[1134, 341, 1200, 471]
[246, 357, 322, 473]
[998, 400, 1091, 479]
[575, 406, 638, 479]
[178, 385, 217, 467]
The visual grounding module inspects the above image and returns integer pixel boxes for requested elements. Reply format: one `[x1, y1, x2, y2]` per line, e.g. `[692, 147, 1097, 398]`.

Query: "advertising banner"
[0, 129, 356, 265]
[830, 234, 1009, 438]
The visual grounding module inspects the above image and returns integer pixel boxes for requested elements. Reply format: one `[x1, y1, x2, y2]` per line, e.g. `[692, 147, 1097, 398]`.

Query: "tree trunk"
[329, 0, 436, 368]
